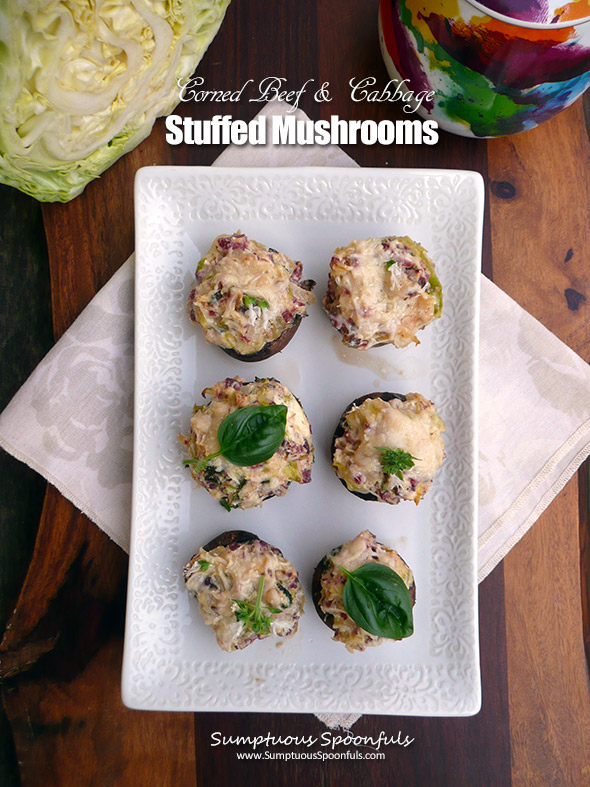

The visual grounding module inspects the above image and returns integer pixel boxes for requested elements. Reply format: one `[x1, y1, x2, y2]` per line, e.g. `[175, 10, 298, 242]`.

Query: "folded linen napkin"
[2, 102, 590, 730]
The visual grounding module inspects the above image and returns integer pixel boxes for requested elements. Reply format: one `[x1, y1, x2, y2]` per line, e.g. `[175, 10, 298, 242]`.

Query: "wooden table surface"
[2, 0, 590, 784]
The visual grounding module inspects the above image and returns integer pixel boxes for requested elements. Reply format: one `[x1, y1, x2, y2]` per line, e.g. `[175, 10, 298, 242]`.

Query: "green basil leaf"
[340, 563, 413, 639]
[217, 404, 287, 466]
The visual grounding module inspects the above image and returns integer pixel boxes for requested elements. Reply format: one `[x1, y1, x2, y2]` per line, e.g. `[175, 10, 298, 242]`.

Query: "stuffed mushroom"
[323, 235, 442, 349]
[331, 392, 445, 505]
[187, 231, 316, 361]
[179, 377, 314, 510]
[312, 530, 415, 652]
[184, 530, 304, 651]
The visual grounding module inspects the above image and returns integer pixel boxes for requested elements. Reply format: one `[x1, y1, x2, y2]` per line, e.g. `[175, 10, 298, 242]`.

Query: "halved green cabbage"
[0, 0, 230, 202]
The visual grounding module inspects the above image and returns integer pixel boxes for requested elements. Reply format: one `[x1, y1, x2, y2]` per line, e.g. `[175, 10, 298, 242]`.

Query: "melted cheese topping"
[333, 393, 445, 504]
[318, 530, 414, 652]
[323, 236, 441, 349]
[184, 539, 304, 651]
[179, 377, 314, 509]
[187, 232, 315, 355]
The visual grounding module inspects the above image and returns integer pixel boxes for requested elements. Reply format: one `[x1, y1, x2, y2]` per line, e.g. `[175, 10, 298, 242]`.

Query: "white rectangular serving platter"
[122, 166, 483, 716]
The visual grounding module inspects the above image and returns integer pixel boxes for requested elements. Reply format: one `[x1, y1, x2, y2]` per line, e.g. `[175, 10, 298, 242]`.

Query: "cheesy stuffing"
[323, 236, 442, 349]
[333, 393, 445, 504]
[317, 530, 415, 652]
[187, 232, 315, 355]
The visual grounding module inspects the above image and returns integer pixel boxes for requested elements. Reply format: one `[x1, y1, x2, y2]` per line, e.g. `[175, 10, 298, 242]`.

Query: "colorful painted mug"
[379, 0, 590, 136]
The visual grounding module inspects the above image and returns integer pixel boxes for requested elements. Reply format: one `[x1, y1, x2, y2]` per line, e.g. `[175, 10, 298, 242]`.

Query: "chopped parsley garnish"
[377, 447, 418, 481]
[243, 295, 269, 310]
[233, 577, 282, 635]
[219, 498, 232, 512]
[385, 259, 397, 270]
[198, 559, 211, 571]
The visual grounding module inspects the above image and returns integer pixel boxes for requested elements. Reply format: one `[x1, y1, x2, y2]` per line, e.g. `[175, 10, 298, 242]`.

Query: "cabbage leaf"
[0, 0, 230, 202]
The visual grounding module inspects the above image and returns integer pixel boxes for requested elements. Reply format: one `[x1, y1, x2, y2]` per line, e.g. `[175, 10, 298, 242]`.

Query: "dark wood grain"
[3, 634, 196, 787]
[580, 460, 590, 677]
[0, 185, 53, 635]
[488, 101, 590, 785]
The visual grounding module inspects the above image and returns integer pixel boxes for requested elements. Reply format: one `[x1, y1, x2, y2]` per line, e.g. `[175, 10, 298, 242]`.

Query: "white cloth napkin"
[3, 102, 590, 730]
